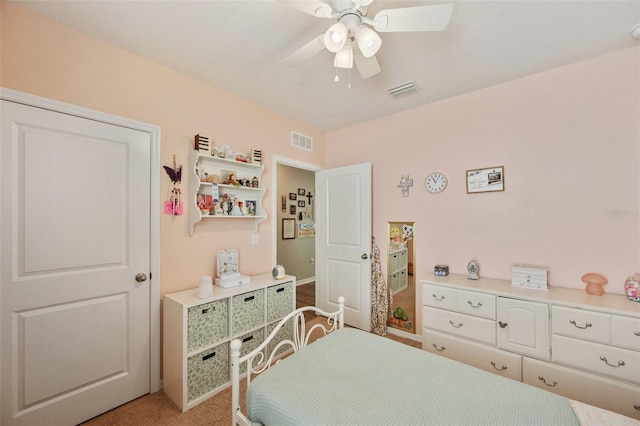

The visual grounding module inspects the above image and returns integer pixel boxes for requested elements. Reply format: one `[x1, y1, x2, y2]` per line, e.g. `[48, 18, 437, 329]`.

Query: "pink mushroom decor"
[581, 273, 607, 296]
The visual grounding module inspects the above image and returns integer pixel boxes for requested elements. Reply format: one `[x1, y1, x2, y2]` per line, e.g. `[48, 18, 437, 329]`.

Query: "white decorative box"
[511, 264, 549, 290]
[215, 273, 250, 288]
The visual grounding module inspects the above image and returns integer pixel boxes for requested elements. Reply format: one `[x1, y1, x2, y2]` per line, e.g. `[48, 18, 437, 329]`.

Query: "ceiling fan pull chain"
[334, 67, 340, 82]
[348, 68, 351, 89]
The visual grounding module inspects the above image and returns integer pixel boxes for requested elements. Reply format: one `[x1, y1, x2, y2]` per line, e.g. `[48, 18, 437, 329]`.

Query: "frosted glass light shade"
[334, 43, 353, 68]
[356, 26, 381, 58]
[324, 23, 348, 53]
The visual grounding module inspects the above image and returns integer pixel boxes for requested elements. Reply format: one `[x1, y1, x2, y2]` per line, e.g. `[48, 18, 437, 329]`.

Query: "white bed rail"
[230, 296, 345, 426]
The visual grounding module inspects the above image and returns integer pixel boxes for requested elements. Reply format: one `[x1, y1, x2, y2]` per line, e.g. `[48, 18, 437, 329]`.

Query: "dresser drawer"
[523, 356, 640, 420]
[611, 315, 640, 351]
[552, 335, 640, 384]
[187, 299, 229, 353]
[552, 306, 610, 344]
[422, 329, 521, 381]
[422, 283, 457, 311]
[423, 306, 496, 345]
[232, 289, 265, 336]
[266, 281, 294, 323]
[457, 289, 495, 320]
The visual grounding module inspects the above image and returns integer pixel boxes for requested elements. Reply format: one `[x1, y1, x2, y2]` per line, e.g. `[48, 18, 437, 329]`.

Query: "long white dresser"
[421, 273, 640, 419]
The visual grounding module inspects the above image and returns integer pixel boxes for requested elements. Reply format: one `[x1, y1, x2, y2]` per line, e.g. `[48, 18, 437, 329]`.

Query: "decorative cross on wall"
[398, 175, 413, 197]
[306, 191, 314, 220]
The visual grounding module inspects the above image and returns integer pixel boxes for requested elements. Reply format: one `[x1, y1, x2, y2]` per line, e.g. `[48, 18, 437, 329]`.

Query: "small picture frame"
[298, 188, 306, 196]
[281, 195, 287, 212]
[245, 200, 256, 216]
[466, 166, 505, 194]
[289, 193, 297, 201]
[290, 205, 296, 215]
[282, 218, 296, 240]
[298, 200, 305, 207]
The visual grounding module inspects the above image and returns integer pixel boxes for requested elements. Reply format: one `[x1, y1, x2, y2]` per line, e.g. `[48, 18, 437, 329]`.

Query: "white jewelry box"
[511, 264, 549, 290]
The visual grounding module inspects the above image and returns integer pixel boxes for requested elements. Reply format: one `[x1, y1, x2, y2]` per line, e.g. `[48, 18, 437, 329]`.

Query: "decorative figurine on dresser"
[467, 259, 479, 280]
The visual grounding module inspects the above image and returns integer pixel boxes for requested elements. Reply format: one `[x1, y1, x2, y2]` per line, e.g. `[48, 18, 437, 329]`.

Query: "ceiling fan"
[280, 0, 453, 80]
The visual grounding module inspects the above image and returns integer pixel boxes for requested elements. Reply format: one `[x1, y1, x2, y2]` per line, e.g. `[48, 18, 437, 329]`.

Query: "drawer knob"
[490, 361, 507, 371]
[449, 320, 463, 328]
[498, 321, 508, 329]
[634, 331, 640, 337]
[432, 294, 446, 302]
[467, 300, 483, 309]
[432, 343, 446, 352]
[599, 356, 625, 368]
[538, 376, 558, 387]
[569, 319, 592, 329]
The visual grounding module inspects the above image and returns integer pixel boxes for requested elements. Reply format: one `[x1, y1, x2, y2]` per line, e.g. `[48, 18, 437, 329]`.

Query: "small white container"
[198, 276, 213, 298]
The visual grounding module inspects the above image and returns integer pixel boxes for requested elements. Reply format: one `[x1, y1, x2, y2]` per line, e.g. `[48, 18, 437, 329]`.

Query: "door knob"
[135, 273, 148, 283]
[361, 253, 369, 260]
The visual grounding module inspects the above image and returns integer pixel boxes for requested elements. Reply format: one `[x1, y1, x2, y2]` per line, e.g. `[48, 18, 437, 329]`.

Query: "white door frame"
[271, 156, 322, 272]
[0, 88, 162, 394]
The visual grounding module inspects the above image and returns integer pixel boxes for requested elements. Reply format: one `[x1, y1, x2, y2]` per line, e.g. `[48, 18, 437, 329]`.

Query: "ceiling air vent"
[386, 80, 419, 98]
[291, 131, 313, 152]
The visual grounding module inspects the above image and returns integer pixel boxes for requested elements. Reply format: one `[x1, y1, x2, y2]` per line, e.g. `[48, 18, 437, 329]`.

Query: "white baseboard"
[387, 326, 421, 343]
[296, 277, 315, 286]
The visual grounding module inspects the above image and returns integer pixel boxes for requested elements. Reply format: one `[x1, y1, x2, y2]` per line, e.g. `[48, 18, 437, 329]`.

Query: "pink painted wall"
[326, 47, 640, 304]
[1, 2, 325, 296]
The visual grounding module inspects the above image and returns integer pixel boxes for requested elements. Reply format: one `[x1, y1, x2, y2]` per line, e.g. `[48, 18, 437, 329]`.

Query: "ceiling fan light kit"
[281, 0, 453, 81]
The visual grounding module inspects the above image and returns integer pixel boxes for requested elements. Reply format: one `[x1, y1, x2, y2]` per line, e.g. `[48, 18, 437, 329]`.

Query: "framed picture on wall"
[298, 200, 305, 207]
[298, 188, 306, 196]
[290, 205, 296, 215]
[282, 218, 295, 240]
[289, 193, 297, 201]
[466, 166, 505, 193]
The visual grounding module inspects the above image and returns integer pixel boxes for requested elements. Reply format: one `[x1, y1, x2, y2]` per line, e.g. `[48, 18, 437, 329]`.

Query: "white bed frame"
[230, 296, 345, 426]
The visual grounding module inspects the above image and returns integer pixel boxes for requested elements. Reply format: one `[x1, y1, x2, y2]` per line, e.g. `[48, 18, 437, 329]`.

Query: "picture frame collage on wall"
[282, 188, 315, 239]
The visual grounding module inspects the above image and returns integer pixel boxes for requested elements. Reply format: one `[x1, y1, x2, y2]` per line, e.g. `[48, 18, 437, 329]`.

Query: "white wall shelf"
[189, 148, 266, 235]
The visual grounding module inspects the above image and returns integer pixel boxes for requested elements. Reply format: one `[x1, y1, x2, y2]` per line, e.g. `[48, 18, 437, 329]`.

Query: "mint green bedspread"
[247, 328, 580, 426]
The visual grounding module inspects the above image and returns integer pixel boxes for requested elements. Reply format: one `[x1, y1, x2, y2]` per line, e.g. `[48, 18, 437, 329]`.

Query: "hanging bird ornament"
[163, 155, 183, 218]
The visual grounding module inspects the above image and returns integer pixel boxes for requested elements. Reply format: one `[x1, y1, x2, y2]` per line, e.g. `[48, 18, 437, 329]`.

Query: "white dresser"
[163, 273, 296, 411]
[421, 274, 640, 419]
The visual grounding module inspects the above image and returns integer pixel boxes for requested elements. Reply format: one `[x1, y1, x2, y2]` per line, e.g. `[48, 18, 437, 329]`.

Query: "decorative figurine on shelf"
[230, 198, 242, 216]
[224, 172, 240, 186]
[252, 176, 259, 188]
[624, 273, 640, 302]
[467, 259, 479, 280]
[581, 272, 607, 296]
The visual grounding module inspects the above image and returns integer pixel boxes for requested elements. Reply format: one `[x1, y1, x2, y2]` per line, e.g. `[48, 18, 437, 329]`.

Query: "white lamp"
[324, 22, 348, 53]
[356, 26, 382, 58]
[334, 42, 354, 68]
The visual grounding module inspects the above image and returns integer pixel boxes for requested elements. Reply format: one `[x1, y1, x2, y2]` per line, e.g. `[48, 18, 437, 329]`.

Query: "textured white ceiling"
[14, 0, 640, 131]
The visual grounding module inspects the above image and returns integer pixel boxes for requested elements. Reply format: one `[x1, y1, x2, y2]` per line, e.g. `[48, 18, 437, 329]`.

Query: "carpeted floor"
[82, 318, 419, 425]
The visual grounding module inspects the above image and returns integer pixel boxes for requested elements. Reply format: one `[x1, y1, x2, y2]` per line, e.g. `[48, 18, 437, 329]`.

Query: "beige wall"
[1, 2, 326, 296]
[326, 46, 640, 298]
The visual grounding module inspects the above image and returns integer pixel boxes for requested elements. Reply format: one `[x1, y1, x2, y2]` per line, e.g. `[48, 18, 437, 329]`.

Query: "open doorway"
[272, 157, 322, 287]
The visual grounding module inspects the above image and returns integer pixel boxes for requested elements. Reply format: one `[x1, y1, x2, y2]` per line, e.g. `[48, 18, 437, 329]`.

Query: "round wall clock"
[425, 172, 448, 193]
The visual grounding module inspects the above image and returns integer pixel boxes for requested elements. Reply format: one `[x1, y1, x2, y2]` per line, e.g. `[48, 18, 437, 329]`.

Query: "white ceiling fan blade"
[283, 34, 326, 66]
[373, 3, 453, 32]
[353, 0, 373, 6]
[279, 0, 333, 18]
[354, 50, 381, 79]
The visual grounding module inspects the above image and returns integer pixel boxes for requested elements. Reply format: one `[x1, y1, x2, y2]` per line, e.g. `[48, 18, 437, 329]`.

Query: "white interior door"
[316, 163, 372, 331]
[1, 100, 152, 425]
